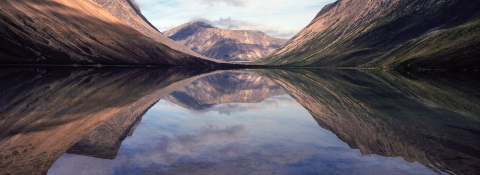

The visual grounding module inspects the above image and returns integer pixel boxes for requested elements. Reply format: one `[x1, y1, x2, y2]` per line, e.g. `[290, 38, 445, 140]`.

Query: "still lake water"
[0, 67, 479, 174]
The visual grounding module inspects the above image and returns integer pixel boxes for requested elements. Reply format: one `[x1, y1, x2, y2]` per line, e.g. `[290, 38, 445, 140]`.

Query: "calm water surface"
[0, 67, 479, 174]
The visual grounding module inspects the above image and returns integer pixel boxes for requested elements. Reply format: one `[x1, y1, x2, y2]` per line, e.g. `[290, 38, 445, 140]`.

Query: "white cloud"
[191, 17, 300, 38]
[192, 17, 258, 30]
[135, 0, 336, 39]
[200, 0, 247, 7]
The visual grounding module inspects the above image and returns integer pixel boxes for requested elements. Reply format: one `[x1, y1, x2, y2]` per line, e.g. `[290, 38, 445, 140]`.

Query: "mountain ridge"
[164, 21, 288, 62]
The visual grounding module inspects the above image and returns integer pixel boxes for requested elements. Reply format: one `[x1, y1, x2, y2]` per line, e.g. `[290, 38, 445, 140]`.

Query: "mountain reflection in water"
[0, 67, 479, 175]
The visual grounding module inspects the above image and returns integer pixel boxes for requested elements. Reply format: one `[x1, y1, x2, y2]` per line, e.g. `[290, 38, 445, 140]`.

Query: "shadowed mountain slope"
[165, 21, 288, 62]
[258, 0, 480, 69]
[0, 0, 217, 66]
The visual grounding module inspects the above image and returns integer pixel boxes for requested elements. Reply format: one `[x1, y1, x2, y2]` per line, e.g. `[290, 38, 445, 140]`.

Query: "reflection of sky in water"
[49, 95, 434, 175]
[190, 95, 296, 115]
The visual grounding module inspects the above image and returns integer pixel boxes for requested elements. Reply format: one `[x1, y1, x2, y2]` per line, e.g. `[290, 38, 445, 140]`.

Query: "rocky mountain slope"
[0, 0, 217, 66]
[258, 0, 480, 69]
[164, 21, 288, 62]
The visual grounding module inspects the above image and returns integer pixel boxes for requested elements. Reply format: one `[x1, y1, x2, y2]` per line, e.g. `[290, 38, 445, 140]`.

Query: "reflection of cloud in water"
[146, 125, 248, 159]
[193, 94, 302, 115]
[49, 94, 434, 175]
[50, 125, 431, 174]
[118, 124, 252, 172]
[51, 124, 348, 174]
[50, 121, 432, 174]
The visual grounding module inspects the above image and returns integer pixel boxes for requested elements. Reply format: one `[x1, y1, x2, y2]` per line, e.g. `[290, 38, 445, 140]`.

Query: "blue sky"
[134, 0, 336, 39]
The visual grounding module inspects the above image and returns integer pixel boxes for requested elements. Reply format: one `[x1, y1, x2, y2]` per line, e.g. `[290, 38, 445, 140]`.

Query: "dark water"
[0, 67, 479, 175]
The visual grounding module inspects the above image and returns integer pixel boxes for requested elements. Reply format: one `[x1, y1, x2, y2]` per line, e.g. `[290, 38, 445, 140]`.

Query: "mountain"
[0, 0, 217, 66]
[163, 71, 286, 110]
[164, 21, 288, 62]
[257, 0, 480, 70]
[92, 0, 210, 60]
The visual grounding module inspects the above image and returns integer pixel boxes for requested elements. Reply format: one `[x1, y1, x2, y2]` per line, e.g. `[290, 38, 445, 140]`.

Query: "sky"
[134, 0, 336, 39]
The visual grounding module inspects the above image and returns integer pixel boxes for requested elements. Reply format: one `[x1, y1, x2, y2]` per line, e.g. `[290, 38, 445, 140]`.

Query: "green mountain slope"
[257, 0, 480, 69]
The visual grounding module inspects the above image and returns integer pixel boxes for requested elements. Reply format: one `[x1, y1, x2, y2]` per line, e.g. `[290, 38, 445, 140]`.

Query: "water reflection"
[258, 69, 480, 175]
[0, 67, 479, 174]
[0, 67, 214, 174]
[51, 96, 432, 175]
[163, 71, 286, 113]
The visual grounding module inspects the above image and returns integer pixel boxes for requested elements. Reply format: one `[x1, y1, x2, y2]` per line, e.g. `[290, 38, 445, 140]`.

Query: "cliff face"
[163, 71, 286, 110]
[0, 0, 216, 66]
[0, 67, 214, 174]
[258, 0, 480, 69]
[258, 69, 480, 175]
[164, 22, 288, 62]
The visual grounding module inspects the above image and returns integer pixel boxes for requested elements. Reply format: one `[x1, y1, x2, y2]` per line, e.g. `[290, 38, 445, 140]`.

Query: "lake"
[0, 67, 479, 175]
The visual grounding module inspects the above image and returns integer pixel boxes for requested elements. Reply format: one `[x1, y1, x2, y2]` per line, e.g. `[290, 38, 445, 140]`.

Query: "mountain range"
[164, 21, 288, 62]
[0, 0, 479, 69]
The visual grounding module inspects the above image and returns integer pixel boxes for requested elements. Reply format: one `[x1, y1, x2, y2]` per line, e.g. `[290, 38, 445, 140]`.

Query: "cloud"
[129, 0, 141, 12]
[192, 17, 258, 30]
[135, 0, 336, 39]
[191, 17, 301, 39]
[200, 0, 247, 7]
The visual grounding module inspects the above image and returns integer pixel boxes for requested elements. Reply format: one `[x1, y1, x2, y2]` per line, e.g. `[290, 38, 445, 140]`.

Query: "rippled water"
[0, 67, 479, 175]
